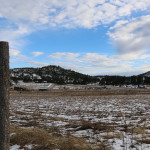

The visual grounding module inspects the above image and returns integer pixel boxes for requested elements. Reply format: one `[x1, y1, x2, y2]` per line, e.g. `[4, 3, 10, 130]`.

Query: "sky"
[1, 0, 150, 76]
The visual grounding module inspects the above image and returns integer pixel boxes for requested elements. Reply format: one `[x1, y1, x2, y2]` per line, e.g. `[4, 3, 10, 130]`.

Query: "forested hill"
[11, 65, 99, 84]
[96, 72, 150, 86]
[11, 65, 150, 85]
[139, 71, 150, 77]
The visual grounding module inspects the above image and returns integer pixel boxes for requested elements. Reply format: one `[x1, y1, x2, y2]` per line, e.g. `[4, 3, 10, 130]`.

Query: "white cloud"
[0, 0, 150, 49]
[10, 50, 47, 68]
[10, 50, 150, 75]
[82, 53, 119, 68]
[31, 52, 44, 57]
[48, 60, 134, 75]
[108, 15, 150, 54]
[0, 22, 31, 49]
[46, 52, 150, 75]
[26, 61, 49, 67]
[10, 49, 20, 56]
[48, 60, 150, 76]
[10, 49, 29, 64]
[10, 54, 28, 63]
[48, 52, 80, 60]
[110, 20, 128, 30]
[1, 0, 150, 29]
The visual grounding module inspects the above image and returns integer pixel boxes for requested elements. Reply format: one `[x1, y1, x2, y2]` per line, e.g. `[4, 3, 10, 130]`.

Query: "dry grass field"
[10, 89, 150, 150]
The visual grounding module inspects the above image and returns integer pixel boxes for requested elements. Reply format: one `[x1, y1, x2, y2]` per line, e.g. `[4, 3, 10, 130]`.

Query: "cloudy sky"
[1, 0, 150, 75]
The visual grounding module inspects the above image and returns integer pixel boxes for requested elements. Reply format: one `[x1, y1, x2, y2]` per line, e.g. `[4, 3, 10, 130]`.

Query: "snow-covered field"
[16, 81, 105, 90]
[10, 92, 150, 150]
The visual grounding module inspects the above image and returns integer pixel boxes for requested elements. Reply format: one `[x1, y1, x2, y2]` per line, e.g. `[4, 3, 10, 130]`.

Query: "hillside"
[11, 65, 150, 85]
[138, 71, 150, 77]
[11, 65, 99, 84]
[95, 75, 150, 86]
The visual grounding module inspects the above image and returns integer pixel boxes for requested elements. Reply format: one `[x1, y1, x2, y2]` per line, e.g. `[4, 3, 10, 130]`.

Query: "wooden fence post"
[0, 41, 10, 150]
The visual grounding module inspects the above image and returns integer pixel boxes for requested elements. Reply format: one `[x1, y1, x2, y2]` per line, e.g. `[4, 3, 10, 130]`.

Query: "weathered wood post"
[0, 41, 10, 150]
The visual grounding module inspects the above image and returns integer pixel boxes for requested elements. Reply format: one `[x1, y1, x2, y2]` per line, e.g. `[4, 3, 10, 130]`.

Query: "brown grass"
[103, 133, 122, 139]
[10, 87, 150, 97]
[66, 120, 114, 132]
[136, 139, 150, 144]
[10, 125, 110, 150]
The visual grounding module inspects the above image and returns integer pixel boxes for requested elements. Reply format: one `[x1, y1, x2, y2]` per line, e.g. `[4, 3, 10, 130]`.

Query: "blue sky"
[1, 0, 150, 75]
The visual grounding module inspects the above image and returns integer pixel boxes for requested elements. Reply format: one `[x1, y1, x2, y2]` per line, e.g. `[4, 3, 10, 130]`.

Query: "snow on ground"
[10, 144, 36, 150]
[17, 82, 54, 90]
[15, 81, 107, 90]
[10, 93, 150, 149]
[10, 145, 23, 150]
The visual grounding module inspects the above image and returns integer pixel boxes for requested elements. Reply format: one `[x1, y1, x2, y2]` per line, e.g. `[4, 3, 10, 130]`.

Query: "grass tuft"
[10, 125, 110, 150]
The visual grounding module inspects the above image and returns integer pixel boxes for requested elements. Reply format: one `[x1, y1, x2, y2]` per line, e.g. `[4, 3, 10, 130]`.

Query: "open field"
[10, 87, 150, 96]
[10, 89, 150, 150]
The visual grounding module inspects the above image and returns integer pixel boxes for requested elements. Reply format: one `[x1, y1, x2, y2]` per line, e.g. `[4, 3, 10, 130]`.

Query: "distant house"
[38, 88, 48, 91]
